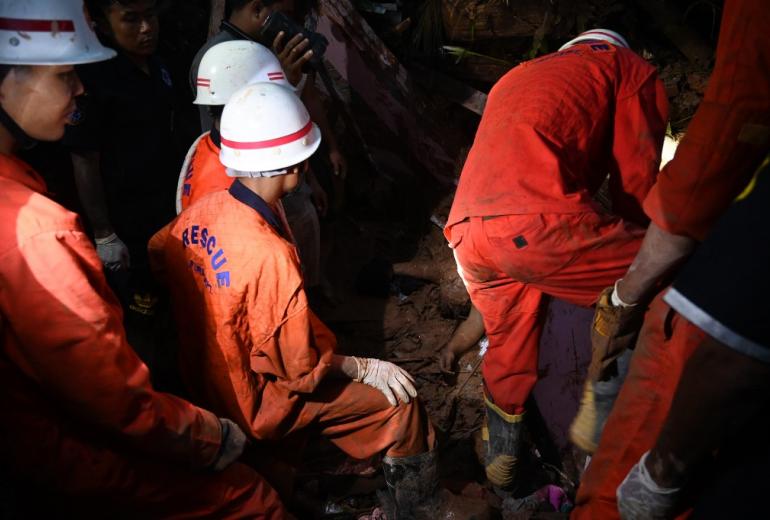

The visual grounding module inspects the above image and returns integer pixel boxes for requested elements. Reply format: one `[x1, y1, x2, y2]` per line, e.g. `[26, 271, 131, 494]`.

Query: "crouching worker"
[151, 83, 473, 519]
[0, 1, 282, 517]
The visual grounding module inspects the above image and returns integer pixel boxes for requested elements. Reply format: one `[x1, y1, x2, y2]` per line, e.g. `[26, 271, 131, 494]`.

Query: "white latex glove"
[95, 232, 130, 271]
[211, 418, 248, 471]
[353, 357, 418, 406]
[617, 451, 681, 520]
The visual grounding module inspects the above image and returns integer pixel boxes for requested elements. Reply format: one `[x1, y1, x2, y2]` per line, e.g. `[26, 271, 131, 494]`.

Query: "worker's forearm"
[392, 260, 441, 284]
[647, 338, 770, 488]
[616, 221, 696, 304]
[446, 305, 485, 355]
[329, 354, 359, 379]
[70, 151, 114, 238]
[302, 80, 339, 152]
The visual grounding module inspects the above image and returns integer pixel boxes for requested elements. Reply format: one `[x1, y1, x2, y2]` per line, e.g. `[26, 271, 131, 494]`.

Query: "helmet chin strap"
[0, 105, 37, 150]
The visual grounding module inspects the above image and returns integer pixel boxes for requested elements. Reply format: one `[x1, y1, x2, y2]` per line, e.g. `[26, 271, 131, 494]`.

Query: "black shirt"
[664, 156, 770, 362]
[65, 51, 179, 251]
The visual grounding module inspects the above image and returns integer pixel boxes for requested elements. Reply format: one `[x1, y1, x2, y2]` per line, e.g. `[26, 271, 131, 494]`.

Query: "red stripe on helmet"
[196, 78, 211, 85]
[222, 120, 313, 150]
[0, 18, 75, 32]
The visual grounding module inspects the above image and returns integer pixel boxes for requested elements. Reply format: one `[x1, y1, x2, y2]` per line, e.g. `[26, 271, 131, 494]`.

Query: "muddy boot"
[483, 397, 525, 492]
[570, 348, 632, 453]
[382, 451, 489, 520]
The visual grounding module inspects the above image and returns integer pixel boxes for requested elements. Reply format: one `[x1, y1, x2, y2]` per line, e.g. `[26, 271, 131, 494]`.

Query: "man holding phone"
[189, 0, 346, 178]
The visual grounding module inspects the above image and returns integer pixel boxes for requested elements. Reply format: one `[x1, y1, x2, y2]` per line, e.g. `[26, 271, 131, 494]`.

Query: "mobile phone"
[259, 11, 328, 71]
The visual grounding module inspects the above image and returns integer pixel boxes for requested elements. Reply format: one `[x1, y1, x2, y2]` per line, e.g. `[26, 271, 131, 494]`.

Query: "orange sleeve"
[247, 245, 334, 394]
[147, 222, 172, 284]
[1, 230, 223, 468]
[643, 0, 770, 240]
[609, 70, 669, 225]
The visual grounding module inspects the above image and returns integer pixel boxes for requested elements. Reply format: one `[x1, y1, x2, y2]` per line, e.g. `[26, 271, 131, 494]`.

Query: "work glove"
[211, 418, 248, 471]
[587, 280, 643, 381]
[95, 232, 130, 272]
[617, 451, 680, 520]
[352, 357, 418, 406]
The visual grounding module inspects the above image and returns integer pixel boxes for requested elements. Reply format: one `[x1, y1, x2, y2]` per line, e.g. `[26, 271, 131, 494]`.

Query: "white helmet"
[0, 0, 115, 65]
[194, 40, 292, 105]
[220, 82, 321, 175]
[559, 29, 629, 52]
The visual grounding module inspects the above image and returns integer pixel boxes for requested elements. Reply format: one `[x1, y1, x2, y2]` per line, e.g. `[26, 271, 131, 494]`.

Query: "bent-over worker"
[445, 28, 668, 491]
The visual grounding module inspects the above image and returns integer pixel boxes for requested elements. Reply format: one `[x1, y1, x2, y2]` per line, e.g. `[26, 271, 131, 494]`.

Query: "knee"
[388, 398, 436, 455]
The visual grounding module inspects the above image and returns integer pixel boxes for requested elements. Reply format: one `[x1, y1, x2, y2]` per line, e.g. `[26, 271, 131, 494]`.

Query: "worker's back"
[448, 42, 664, 227]
[150, 188, 336, 437]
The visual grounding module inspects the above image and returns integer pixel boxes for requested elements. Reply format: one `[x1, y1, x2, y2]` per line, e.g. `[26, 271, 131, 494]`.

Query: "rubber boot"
[570, 348, 632, 453]
[381, 451, 490, 520]
[483, 397, 524, 490]
[382, 451, 437, 519]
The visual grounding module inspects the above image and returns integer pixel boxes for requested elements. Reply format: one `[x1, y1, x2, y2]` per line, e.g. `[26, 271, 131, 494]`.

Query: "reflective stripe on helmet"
[0, 17, 75, 32]
[221, 120, 313, 150]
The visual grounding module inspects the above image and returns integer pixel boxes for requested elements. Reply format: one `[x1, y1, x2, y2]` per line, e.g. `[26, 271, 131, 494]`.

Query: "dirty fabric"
[448, 212, 646, 414]
[447, 42, 667, 228]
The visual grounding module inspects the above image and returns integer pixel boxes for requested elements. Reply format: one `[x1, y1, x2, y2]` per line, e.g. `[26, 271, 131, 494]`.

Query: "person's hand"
[328, 148, 347, 178]
[438, 346, 457, 374]
[353, 357, 418, 406]
[272, 31, 313, 87]
[309, 175, 328, 217]
[587, 281, 644, 381]
[211, 418, 248, 471]
[617, 451, 680, 519]
[95, 232, 130, 271]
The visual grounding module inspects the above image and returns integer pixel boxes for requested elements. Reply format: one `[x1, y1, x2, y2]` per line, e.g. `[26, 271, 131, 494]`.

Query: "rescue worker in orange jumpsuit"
[0, 1, 283, 517]
[572, 1, 770, 517]
[151, 83, 474, 519]
[444, 29, 669, 491]
[616, 157, 770, 519]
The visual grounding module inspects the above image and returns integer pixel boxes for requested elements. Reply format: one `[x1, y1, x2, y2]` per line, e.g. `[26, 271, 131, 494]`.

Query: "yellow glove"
[588, 282, 643, 381]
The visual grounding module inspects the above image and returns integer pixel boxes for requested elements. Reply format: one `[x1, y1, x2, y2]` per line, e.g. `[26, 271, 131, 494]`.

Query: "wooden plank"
[208, 0, 225, 38]
[634, 0, 713, 64]
[318, 0, 458, 185]
[409, 63, 488, 115]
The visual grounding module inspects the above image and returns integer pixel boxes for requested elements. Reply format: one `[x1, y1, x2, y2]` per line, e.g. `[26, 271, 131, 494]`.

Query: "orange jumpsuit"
[175, 132, 322, 288]
[573, 1, 770, 517]
[150, 180, 433, 459]
[177, 132, 228, 213]
[0, 154, 283, 517]
[445, 43, 668, 415]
